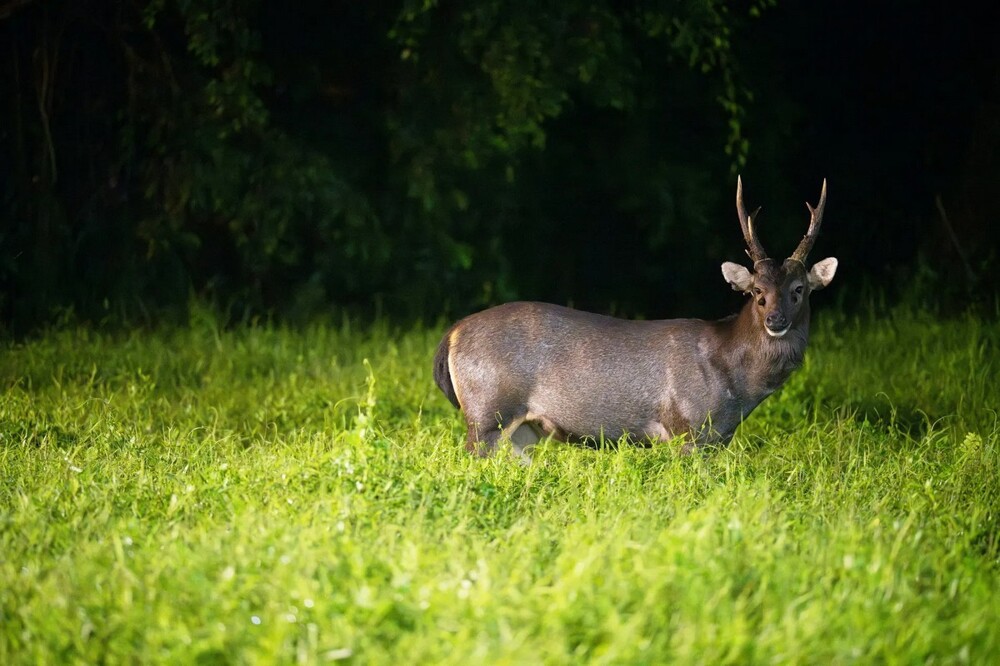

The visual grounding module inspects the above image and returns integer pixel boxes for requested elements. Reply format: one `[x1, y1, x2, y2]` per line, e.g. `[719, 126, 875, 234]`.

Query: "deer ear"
[808, 257, 838, 290]
[722, 262, 754, 293]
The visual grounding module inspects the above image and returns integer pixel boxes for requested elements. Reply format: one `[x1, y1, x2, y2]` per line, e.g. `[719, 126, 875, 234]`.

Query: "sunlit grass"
[1, 306, 998, 663]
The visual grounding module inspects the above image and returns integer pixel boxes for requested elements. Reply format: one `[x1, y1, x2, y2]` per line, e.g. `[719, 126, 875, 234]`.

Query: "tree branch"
[934, 194, 975, 284]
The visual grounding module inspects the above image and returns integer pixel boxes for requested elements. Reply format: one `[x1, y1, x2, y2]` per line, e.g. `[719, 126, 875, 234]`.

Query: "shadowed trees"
[2, 0, 997, 334]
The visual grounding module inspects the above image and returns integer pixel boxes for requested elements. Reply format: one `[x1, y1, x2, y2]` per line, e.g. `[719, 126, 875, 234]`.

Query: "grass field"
[1, 305, 998, 664]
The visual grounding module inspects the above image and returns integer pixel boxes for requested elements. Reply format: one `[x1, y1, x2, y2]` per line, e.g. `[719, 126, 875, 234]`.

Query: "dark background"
[2, 0, 997, 334]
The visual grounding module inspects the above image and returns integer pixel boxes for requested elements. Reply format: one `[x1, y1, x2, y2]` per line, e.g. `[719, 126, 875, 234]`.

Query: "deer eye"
[794, 285, 804, 295]
[753, 287, 763, 296]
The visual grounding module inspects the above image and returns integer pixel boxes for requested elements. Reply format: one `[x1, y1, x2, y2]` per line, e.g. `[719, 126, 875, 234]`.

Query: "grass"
[1, 305, 998, 664]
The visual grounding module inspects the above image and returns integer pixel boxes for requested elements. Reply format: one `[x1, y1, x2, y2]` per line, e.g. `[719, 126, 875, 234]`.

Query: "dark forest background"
[2, 0, 998, 334]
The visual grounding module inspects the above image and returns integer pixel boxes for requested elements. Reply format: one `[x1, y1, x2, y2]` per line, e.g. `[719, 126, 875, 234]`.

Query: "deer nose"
[765, 312, 788, 331]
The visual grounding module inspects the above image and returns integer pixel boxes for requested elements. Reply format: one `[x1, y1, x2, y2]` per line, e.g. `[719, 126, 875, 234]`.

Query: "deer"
[433, 177, 838, 459]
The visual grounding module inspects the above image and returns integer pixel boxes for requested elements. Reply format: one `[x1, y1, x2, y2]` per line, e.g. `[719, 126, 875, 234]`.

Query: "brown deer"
[434, 178, 838, 459]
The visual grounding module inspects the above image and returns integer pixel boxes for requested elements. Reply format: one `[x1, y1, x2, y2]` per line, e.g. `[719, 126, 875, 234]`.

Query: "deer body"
[435, 179, 837, 458]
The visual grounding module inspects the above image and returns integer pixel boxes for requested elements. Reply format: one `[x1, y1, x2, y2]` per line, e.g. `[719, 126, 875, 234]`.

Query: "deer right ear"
[722, 262, 754, 293]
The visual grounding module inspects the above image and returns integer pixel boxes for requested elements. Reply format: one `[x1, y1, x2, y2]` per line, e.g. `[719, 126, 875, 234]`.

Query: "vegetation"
[1, 0, 765, 330]
[4, 1, 997, 334]
[2, 305, 997, 663]
[2, 2, 995, 661]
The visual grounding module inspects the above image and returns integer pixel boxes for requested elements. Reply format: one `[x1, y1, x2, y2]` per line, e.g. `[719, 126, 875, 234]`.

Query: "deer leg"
[508, 422, 541, 464]
[680, 428, 732, 454]
[464, 421, 502, 457]
[642, 421, 671, 444]
[465, 410, 534, 459]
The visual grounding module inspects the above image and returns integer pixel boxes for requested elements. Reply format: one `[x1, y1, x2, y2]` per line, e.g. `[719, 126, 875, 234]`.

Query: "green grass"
[1, 306, 998, 664]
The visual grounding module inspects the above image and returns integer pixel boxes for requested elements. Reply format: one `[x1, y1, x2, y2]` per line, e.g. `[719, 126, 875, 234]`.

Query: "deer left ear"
[722, 262, 754, 293]
[808, 257, 838, 290]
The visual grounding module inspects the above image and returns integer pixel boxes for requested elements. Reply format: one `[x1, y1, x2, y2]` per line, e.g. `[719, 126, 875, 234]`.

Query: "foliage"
[125, 0, 388, 316]
[1, 306, 998, 662]
[0, 0, 764, 332]
[386, 0, 762, 310]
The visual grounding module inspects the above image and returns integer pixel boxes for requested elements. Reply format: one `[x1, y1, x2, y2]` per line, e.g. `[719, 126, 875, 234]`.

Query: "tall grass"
[1, 306, 997, 663]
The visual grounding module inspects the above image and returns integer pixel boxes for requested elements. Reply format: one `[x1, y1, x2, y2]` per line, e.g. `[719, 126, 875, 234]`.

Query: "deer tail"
[433, 329, 461, 410]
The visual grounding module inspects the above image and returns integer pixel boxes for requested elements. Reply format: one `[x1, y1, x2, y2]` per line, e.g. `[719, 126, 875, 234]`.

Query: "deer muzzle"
[765, 311, 790, 337]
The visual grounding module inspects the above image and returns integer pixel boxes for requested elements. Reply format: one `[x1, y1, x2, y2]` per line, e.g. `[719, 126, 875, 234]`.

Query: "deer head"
[721, 177, 838, 338]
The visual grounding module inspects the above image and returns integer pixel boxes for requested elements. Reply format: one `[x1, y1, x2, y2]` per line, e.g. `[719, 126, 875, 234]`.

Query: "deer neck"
[723, 300, 810, 398]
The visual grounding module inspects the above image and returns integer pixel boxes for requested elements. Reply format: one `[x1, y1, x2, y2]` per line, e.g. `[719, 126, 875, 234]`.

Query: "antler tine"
[790, 179, 827, 264]
[736, 175, 768, 263]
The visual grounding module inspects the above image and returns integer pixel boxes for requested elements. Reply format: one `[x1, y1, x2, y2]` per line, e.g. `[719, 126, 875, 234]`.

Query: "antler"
[736, 175, 768, 264]
[790, 179, 827, 264]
